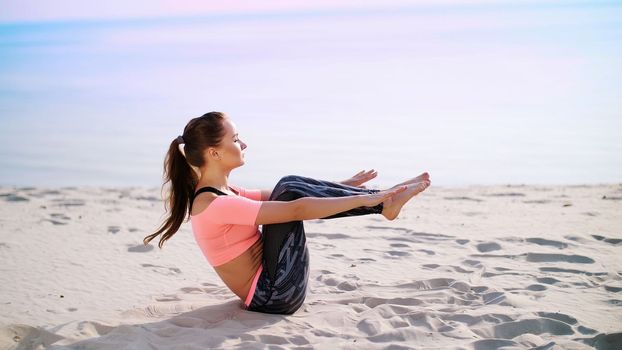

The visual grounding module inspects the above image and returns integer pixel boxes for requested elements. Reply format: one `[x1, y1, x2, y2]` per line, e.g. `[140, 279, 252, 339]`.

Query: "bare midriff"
[212, 237, 263, 302]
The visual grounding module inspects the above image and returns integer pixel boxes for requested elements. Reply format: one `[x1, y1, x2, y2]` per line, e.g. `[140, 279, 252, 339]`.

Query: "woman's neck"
[197, 169, 231, 193]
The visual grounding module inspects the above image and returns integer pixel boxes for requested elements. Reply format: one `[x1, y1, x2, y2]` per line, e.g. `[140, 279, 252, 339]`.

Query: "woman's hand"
[358, 186, 407, 207]
[340, 169, 378, 188]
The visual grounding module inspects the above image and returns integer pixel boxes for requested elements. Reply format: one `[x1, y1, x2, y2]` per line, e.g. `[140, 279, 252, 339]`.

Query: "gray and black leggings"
[247, 175, 384, 314]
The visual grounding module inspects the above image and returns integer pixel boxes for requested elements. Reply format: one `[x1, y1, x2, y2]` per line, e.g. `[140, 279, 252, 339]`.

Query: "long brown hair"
[143, 112, 228, 248]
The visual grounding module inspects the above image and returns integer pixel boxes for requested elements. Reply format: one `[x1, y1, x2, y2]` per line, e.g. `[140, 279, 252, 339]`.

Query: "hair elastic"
[176, 135, 185, 144]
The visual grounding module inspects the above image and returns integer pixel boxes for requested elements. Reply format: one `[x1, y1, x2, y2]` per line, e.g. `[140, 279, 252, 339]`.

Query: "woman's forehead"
[223, 119, 237, 135]
[227, 120, 238, 134]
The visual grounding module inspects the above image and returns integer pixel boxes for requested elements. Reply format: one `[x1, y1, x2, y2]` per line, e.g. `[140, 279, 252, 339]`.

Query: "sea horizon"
[1, 1, 620, 189]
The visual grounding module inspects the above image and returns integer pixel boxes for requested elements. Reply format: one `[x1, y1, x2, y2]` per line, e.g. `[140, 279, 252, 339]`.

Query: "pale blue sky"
[0, 1, 620, 187]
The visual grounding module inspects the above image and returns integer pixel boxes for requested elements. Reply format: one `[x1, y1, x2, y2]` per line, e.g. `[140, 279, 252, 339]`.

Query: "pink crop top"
[190, 185, 264, 307]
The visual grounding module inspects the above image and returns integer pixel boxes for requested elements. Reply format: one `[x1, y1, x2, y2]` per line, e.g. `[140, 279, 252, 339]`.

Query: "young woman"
[144, 111, 431, 315]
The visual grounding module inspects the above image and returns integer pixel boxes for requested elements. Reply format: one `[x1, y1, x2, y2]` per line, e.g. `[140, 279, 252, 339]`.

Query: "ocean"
[1, 2, 621, 189]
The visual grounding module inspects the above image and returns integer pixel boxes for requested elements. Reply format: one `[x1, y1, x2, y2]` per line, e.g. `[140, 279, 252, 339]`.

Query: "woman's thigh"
[273, 174, 374, 198]
[269, 175, 384, 219]
[249, 220, 309, 314]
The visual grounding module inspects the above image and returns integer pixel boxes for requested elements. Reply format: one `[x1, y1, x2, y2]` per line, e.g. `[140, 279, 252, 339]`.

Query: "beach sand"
[0, 184, 620, 349]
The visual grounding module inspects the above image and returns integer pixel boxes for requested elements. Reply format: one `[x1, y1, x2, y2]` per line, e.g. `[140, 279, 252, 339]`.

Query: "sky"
[2, 0, 604, 23]
[0, 0, 620, 187]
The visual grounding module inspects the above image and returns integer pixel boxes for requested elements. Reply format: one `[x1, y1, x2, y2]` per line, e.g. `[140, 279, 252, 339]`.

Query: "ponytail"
[143, 137, 196, 248]
[143, 112, 227, 248]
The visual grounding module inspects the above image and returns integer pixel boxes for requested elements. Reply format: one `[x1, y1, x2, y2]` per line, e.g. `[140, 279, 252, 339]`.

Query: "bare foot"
[388, 172, 430, 190]
[382, 180, 430, 220]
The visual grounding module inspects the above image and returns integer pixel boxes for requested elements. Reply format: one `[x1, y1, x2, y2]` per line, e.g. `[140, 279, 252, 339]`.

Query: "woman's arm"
[260, 189, 272, 201]
[255, 188, 402, 225]
[255, 196, 364, 225]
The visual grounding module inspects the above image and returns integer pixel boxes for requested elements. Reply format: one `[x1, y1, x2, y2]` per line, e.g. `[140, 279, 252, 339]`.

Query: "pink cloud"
[1, 0, 565, 23]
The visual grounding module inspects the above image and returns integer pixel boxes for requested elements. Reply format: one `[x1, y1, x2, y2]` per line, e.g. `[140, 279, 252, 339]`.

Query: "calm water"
[1, 2, 621, 189]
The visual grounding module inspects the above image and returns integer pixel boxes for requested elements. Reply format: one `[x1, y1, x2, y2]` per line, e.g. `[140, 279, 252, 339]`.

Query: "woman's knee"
[273, 175, 305, 194]
[277, 175, 303, 185]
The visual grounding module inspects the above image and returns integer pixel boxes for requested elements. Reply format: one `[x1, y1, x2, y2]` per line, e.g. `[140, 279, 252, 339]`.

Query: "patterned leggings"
[247, 175, 384, 314]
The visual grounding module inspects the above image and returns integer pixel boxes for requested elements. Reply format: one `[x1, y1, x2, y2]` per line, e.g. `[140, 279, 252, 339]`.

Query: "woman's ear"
[206, 147, 219, 160]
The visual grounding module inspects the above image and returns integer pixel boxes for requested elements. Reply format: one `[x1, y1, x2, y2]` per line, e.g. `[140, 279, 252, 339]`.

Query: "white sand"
[0, 184, 621, 349]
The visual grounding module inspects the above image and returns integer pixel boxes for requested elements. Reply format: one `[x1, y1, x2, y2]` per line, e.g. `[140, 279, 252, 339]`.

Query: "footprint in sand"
[591, 234, 622, 245]
[483, 271, 521, 278]
[525, 237, 569, 249]
[389, 243, 410, 248]
[452, 265, 473, 273]
[470, 252, 595, 264]
[50, 213, 71, 221]
[482, 291, 506, 305]
[536, 277, 560, 285]
[416, 249, 435, 255]
[603, 285, 622, 293]
[525, 284, 547, 291]
[443, 196, 483, 202]
[1, 193, 29, 202]
[154, 293, 182, 301]
[473, 318, 574, 340]
[411, 231, 454, 240]
[462, 259, 483, 268]
[539, 267, 607, 276]
[127, 244, 154, 252]
[523, 199, 551, 204]
[40, 219, 68, 225]
[577, 325, 599, 335]
[337, 281, 357, 291]
[395, 278, 471, 292]
[140, 263, 181, 275]
[39, 190, 62, 196]
[386, 237, 421, 244]
[41, 213, 72, 225]
[108, 226, 121, 234]
[51, 198, 85, 207]
[385, 250, 411, 258]
[133, 195, 160, 202]
[483, 192, 525, 197]
[306, 232, 351, 239]
[526, 253, 594, 264]
[476, 242, 502, 253]
[536, 312, 577, 325]
[422, 263, 440, 269]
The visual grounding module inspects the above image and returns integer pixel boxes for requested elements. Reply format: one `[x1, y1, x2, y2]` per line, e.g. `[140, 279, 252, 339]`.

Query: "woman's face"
[215, 118, 247, 168]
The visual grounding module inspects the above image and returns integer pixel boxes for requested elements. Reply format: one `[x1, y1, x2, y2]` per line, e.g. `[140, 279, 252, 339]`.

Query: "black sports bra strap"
[193, 186, 229, 199]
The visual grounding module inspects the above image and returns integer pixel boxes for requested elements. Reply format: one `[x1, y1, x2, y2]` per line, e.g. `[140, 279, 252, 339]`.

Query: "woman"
[143, 112, 431, 315]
